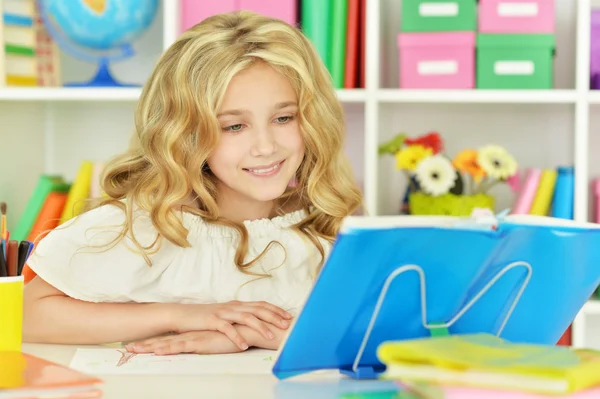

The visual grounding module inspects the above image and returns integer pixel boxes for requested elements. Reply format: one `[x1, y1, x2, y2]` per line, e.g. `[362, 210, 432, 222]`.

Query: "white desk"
[22, 344, 399, 399]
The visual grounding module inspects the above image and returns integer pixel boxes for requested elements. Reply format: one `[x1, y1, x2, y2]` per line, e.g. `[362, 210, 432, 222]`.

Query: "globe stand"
[64, 57, 137, 87]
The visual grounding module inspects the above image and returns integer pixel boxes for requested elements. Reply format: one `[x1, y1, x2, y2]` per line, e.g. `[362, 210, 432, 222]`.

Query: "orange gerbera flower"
[453, 149, 486, 183]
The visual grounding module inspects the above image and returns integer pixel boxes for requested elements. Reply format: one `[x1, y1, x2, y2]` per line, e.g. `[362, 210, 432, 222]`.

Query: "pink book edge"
[511, 168, 542, 214]
[398, 383, 600, 399]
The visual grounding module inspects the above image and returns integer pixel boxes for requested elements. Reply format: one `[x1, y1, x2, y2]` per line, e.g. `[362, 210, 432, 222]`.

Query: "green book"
[329, 0, 348, 88]
[12, 175, 71, 242]
[301, 0, 332, 73]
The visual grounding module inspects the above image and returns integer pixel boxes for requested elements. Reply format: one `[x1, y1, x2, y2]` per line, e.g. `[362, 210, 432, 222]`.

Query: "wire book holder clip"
[339, 261, 533, 380]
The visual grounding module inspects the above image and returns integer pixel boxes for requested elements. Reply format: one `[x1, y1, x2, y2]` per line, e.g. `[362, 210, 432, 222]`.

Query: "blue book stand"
[271, 213, 600, 380]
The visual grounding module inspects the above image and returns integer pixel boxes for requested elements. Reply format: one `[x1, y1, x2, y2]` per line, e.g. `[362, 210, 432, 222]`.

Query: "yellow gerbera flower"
[395, 145, 433, 171]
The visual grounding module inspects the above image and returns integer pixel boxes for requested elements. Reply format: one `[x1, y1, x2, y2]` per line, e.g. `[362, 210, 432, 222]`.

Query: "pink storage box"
[397, 32, 475, 89]
[238, 0, 297, 26]
[180, 0, 237, 32]
[479, 0, 555, 33]
[180, 0, 297, 33]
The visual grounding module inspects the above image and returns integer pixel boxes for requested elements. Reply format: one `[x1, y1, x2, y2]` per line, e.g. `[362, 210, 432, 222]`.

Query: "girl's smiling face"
[207, 62, 305, 215]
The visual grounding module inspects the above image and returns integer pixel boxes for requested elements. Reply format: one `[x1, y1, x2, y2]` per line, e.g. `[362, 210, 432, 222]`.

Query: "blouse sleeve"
[26, 204, 180, 303]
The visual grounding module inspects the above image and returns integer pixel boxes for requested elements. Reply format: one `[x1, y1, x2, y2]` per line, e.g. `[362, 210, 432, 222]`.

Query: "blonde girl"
[23, 11, 361, 355]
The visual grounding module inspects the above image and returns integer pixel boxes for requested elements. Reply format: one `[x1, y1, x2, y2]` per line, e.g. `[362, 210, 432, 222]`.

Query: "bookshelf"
[1, 0, 599, 348]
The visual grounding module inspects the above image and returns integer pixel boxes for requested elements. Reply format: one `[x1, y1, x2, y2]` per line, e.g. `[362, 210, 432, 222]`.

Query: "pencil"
[17, 241, 33, 276]
[0, 202, 5, 240]
[6, 240, 18, 277]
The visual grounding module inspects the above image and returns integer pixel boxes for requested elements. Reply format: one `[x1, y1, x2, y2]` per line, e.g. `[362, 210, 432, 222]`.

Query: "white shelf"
[1, 87, 579, 104]
[336, 89, 368, 103]
[0, 87, 142, 101]
[588, 91, 600, 104]
[583, 300, 600, 315]
[377, 89, 578, 104]
[0, 87, 368, 103]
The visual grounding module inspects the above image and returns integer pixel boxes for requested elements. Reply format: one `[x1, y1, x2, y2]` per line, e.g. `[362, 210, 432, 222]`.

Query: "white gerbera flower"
[477, 145, 517, 180]
[415, 154, 456, 196]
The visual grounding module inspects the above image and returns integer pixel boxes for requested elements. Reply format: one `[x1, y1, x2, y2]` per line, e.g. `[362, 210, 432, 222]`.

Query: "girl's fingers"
[227, 304, 289, 329]
[154, 339, 196, 355]
[223, 311, 275, 340]
[250, 301, 293, 319]
[214, 319, 249, 350]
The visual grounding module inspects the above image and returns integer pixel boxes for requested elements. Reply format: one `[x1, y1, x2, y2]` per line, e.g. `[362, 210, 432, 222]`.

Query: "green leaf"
[378, 133, 407, 156]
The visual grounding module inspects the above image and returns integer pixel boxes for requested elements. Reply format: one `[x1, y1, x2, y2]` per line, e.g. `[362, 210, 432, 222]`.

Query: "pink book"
[511, 168, 541, 214]
[594, 178, 600, 223]
[400, 384, 600, 398]
[237, 0, 297, 25]
[180, 0, 237, 32]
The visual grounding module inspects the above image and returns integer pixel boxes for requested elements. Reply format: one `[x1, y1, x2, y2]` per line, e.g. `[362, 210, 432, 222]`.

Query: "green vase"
[409, 192, 495, 216]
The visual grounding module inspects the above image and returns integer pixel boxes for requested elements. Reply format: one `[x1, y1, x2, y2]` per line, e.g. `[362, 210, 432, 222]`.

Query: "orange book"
[0, 351, 102, 398]
[343, 0, 360, 88]
[27, 191, 68, 245]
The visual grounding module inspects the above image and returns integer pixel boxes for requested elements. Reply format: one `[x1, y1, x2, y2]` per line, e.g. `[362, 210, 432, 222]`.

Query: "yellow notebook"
[377, 334, 600, 395]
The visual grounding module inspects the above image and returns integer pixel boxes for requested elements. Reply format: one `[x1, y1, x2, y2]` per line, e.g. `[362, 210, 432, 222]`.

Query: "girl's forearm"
[23, 295, 175, 345]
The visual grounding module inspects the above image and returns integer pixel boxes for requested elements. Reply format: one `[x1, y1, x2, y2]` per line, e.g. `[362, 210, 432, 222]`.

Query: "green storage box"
[476, 34, 555, 89]
[401, 0, 477, 32]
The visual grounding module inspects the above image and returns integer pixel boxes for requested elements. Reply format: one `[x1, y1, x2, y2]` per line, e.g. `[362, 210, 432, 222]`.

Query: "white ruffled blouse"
[27, 204, 330, 316]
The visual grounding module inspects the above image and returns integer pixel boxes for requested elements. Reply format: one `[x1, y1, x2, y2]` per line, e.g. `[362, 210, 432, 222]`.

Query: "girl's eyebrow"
[217, 101, 297, 117]
[275, 101, 297, 109]
[217, 108, 249, 117]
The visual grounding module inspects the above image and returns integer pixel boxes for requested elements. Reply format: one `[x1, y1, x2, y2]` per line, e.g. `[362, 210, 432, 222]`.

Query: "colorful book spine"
[511, 168, 541, 214]
[59, 161, 94, 224]
[529, 169, 557, 216]
[12, 175, 70, 242]
[551, 166, 574, 220]
[344, 0, 360, 88]
[2, 0, 37, 86]
[33, 0, 60, 87]
[594, 178, 600, 224]
[330, 0, 348, 88]
[0, 0, 5, 86]
[301, 0, 332, 72]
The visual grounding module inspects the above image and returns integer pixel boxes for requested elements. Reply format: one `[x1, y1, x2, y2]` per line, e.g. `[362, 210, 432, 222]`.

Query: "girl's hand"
[126, 324, 287, 355]
[126, 331, 244, 355]
[170, 301, 292, 350]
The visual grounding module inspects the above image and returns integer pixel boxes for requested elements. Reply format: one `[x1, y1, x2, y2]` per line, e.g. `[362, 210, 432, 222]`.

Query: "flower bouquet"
[379, 132, 519, 216]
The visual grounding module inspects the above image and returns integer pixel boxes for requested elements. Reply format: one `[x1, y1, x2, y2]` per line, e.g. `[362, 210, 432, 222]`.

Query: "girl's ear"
[288, 176, 298, 188]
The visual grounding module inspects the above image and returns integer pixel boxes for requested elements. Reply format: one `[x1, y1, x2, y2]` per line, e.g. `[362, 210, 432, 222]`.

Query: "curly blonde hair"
[95, 11, 362, 273]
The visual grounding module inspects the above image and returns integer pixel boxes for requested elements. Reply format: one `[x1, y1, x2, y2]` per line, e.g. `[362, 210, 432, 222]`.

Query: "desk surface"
[22, 344, 399, 399]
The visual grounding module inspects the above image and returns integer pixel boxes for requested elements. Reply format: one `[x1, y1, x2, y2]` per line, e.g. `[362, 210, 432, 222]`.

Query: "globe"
[39, 0, 159, 87]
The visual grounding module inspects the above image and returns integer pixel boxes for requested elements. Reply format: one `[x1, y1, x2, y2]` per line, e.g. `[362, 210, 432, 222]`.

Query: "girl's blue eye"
[275, 116, 293, 124]
[224, 124, 243, 132]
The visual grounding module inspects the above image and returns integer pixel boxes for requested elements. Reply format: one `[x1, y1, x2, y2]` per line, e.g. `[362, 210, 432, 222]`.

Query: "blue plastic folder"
[272, 213, 600, 380]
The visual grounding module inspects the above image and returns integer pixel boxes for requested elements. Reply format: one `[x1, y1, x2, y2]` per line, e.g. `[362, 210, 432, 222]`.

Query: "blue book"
[272, 213, 600, 380]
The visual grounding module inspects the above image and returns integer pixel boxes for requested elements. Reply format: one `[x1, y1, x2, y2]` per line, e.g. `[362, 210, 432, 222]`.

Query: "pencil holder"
[0, 276, 24, 352]
[409, 192, 495, 216]
[0, 351, 26, 388]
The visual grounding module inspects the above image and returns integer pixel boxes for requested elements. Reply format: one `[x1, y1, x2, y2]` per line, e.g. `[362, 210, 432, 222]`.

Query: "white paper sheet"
[69, 348, 277, 375]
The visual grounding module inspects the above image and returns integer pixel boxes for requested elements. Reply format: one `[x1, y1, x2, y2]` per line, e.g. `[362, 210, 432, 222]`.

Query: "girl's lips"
[244, 160, 285, 177]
